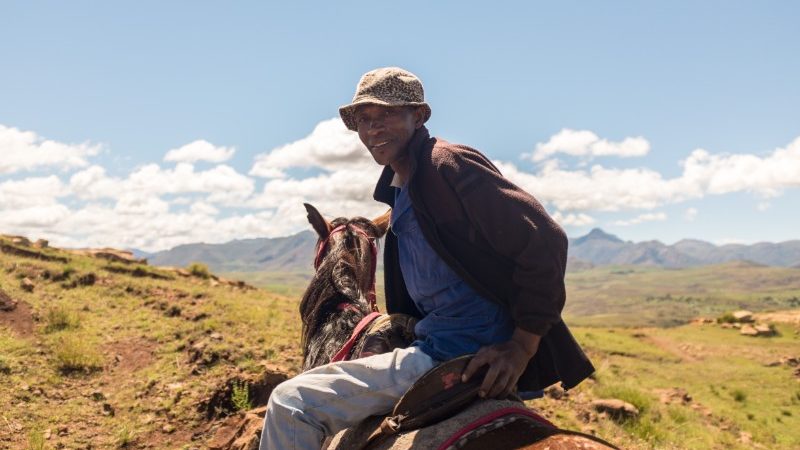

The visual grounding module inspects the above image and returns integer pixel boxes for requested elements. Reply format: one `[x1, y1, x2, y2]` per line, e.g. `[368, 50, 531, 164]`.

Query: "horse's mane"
[299, 216, 382, 370]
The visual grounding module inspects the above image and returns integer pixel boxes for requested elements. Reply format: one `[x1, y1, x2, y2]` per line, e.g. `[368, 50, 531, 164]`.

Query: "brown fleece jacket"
[374, 126, 594, 390]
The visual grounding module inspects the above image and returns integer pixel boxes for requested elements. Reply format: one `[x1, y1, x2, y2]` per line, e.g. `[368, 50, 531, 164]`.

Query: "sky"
[1, 1, 798, 252]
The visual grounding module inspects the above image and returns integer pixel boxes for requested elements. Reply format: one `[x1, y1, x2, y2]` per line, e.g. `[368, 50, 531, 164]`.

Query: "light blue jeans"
[259, 346, 437, 450]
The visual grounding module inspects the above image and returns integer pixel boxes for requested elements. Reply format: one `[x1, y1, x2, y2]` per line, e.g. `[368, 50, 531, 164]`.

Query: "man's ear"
[371, 209, 392, 238]
[413, 106, 426, 129]
[304, 203, 332, 238]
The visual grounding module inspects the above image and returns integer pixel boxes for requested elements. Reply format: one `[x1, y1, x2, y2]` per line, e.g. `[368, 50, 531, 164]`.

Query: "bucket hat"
[339, 67, 432, 131]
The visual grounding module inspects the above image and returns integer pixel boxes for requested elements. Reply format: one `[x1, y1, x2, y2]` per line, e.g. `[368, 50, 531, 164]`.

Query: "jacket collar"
[373, 126, 431, 206]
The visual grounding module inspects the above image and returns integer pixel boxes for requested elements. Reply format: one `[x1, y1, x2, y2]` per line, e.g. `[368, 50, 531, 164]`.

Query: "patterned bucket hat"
[339, 67, 432, 131]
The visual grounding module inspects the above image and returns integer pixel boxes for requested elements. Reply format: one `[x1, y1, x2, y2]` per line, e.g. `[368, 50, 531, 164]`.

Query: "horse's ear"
[304, 203, 332, 238]
[371, 209, 392, 238]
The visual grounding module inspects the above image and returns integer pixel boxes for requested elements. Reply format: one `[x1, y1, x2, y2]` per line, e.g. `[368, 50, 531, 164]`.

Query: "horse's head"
[304, 203, 390, 306]
[299, 203, 391, 369]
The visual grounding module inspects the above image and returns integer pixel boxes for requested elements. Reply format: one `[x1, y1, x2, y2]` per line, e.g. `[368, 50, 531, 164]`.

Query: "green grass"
[43, 305, 81, 333]
[2, 234, 800, 449]
[564, 263, 800, 327]
[52, 334, 104, 374]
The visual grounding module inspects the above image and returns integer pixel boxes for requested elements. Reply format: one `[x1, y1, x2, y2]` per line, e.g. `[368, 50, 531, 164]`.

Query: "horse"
[300, 203, 618, 450]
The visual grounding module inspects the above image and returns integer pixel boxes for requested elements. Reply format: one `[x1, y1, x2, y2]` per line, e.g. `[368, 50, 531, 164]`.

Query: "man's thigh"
[274, 346, 436, 430]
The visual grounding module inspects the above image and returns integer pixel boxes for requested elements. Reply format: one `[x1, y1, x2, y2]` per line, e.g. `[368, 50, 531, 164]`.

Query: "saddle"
[360, 355, 506, 450]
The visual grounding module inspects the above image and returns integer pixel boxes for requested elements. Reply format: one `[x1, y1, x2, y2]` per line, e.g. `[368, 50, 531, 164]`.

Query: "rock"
[207, 406, 267, 450]
[754, 324, 776, 336]
[210, 332, 223, 341]
[90, 391, 106, 401]
[591, 399, 639, 422]
[162, 424, 176, 433]
[102, 403, 115, 416]
[720, 323, 734, 329]
[57, 426, 69, 436]
[11, 236, 31, 246]
[657, 388, 691, 405]
[780, 356, 799, 367]
[739, 431, 752, 445]
[732, 310, 754, 323]
[544, 384, 565, 400]
[21, 277, 35, 292]
[740, 325, 759, 336]
[33, 239, 49, 249]
[0, 290, 17, 312]
[44, 428, 52, 440]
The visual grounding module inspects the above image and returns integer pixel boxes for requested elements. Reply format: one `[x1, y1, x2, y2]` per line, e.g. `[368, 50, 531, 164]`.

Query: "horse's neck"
[303, 307, 368, 371]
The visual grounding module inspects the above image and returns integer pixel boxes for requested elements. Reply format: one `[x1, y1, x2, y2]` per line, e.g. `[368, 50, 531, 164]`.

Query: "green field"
[2, 237, 799, 449]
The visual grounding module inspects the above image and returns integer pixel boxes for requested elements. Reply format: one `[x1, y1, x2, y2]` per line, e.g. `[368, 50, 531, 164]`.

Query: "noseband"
[313, 224, 379, 312]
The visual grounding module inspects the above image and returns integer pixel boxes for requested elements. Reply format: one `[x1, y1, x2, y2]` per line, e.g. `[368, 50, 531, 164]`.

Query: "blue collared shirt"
[391, 183, 515, 362]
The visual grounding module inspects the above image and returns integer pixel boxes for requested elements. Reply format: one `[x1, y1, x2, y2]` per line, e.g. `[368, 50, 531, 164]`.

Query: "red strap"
[435, 407, 554, 450]
[330, 312, 383, 363]
[313, 224, 379, 313]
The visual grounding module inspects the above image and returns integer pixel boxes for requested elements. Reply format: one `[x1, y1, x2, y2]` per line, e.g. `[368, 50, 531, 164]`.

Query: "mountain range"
[145, 228, 800, 273]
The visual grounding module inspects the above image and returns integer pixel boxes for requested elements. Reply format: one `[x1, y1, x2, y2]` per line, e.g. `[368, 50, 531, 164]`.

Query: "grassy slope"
[0, 239, 302, 449]
[565, 263, 800, 327]
[2, 239, 800, 449]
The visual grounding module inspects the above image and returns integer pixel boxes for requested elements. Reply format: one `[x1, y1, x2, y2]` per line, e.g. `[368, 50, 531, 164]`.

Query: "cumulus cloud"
[250, 118, 371, 178]
[2, 120, 800, 252]
[529, 128, 650, 162]
[551, 211, 596, 227]
[500, 135, 800, 213]
[613, 212, 667, 226]
[164, 140, 235, 163]
[680, 136, 800, 197]
[0, 124, 101, 174]
[69, 163, 254, 204]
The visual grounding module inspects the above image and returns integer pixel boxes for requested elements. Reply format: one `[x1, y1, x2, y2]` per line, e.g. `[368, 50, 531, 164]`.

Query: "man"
[260, 67, 594, 450]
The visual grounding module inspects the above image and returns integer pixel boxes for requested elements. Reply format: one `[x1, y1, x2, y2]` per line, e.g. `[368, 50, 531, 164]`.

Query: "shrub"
[732, 389, 747, 402]
[27, 429, 46, 450]
[187, 262, 211, 279]
[115, 423, 136, 448]
[717, 312, 736, 324]
[44, 306, 80, 333]
[0, 356, 11, 375]
[231, 380, 252, 411]
[53, 335, 103, 374]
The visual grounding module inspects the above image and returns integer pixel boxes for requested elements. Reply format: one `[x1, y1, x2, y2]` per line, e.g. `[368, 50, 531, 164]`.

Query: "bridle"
[313, 224, 379, 312]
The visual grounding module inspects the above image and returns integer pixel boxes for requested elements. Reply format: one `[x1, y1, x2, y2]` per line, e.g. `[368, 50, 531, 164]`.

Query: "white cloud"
[0, 176, 66, 208]
[250, 118, 371, 178]
[529, 128, 650, 162]
[164, 140, 235, 163]
[500, 135, 800, 213]
[680, 136, 800, 197]
[69, 163, 255, 204]
[613, 212, 667, 226]
[2, 121, 800, 252]
[0, 124, 101, 174]
[551, 211, 596, 227]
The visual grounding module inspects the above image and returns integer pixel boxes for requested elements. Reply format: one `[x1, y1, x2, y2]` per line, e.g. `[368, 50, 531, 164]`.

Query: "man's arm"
[434, 146, 567, 396]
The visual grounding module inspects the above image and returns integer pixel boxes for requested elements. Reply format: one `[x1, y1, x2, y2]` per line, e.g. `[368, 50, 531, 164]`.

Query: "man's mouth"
[372, 141, 390, 149]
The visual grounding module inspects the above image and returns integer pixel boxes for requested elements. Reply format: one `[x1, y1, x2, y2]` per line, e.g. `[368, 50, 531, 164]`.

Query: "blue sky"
[1, 1, 798, 251]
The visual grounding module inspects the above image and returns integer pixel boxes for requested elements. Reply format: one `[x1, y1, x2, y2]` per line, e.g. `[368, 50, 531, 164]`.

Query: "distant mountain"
[569, 228, 800, 268]
[148, 231, 317, 273]
[147, 227, 800, 274]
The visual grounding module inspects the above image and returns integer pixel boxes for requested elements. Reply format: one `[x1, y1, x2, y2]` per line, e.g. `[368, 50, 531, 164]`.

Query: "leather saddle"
[359, 355, 516, 450]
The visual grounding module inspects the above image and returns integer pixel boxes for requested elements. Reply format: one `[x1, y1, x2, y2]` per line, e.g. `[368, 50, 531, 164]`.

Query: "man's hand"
[461, 328, 542, 399]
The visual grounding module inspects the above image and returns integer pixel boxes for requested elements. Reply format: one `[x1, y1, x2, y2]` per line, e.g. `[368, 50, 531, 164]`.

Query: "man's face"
[355, 104, 424, 167]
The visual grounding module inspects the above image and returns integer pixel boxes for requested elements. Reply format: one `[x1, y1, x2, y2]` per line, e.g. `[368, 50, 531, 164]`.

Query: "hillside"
[145, 228, 800, 275]
[2, 235, 800, 449]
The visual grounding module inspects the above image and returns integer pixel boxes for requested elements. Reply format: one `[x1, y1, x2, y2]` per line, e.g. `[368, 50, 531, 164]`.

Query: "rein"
[314, 224, 379, 313]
